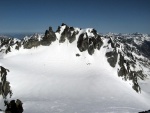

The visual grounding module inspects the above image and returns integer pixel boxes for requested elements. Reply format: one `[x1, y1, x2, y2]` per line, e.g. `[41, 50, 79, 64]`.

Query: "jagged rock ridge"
[0, 23, 150, 93]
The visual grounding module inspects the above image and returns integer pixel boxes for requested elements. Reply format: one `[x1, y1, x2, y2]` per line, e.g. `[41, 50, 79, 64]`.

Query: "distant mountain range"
[0, 32, 43, 39]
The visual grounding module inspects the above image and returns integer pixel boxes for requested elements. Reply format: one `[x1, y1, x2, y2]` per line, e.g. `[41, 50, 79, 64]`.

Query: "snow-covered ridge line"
[0, 23, 150, 93]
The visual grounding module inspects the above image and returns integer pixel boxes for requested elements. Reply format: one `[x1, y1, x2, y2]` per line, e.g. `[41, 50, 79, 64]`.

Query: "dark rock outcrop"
[104, 35, 149, 92]
[77, 31, 103, 55]
[0, 66, 12, 99]
[59, 25, 70, 43]
[67, 27, 78, 43]
[77, 33, 89, 52]
[105, 37, 118, 67]
[117, 53, 147, 92]
[108, 37, 115, 48]
[106, 50, 118, 67]
[136, 40, 150, 59]
[139, 110, 150, 113]
[0, 38, 12, 54]
[0, 37, 22, 54]
[23, 38, 40, 49]
[41, 27, 56, 46]
[0, 66, 23, 112]
[0, 38, 11, 47]
[42, 27, 56, 45]
[23, 27, 57, 48]
[58, 24, 78, 43]
[15, 41, 22, 50]
[76, 53, 80, 57]
[94, 35, 103, 50]
[5, 99, 23, 113]
[56, 26, 61, 33]
[88, 42, 94, 55]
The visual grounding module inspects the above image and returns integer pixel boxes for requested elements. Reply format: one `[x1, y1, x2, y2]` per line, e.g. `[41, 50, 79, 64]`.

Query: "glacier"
[0, 24, 150, 113]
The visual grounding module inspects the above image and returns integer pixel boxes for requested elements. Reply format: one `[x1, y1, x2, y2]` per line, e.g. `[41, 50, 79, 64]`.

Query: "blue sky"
[0, 0, 150, 34]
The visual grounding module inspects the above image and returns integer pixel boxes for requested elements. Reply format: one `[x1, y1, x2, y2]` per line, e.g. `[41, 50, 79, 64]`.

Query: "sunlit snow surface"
[0, 39, 150, 113]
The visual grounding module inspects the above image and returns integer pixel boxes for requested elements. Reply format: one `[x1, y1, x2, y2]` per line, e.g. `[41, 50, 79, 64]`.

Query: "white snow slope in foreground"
[0, 39, 150, 113]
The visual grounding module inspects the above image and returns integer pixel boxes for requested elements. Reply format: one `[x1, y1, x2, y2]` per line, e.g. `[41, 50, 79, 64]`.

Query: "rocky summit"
[1, 24, 150, 113]
[0, 24, 150, 94]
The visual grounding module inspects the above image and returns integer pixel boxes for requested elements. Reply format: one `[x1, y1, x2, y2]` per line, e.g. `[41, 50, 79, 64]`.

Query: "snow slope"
[1, 39, 150, 113]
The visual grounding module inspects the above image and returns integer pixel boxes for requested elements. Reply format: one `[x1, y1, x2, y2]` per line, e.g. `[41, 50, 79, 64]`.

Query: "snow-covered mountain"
[0, 23, 150, 113]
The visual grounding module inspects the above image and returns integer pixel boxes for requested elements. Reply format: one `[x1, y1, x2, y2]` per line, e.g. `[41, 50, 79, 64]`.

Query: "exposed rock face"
[23, 27, 56, 48]
[0, 38, 12, 54]
[105, 35, 148, 92]
[106, 51, 118, 67]
[0, 66, 23, 112]
[139, 110, 150, 113]
[59, 25, 70, 43]
[68, 27, 77, 43]
[56, 26, 61, 33]
[117, 53, 143, 92]
[0, 37, 21, 54]
[0, 38, 11, 47]
[5, 99, 23, 113]
[106, 34, 150, 92]
[77, 33, 89, 52]
[88, 42, 94, 55]
[41, 27, 56, 45]
[23, 36, 41, 49]
[58, 24, 78, 43]
[105, 37, 118, 68]
[77, 30, 103, 55]
[136, 40, 150, 59]
[15, 41, 22, 50]
[0, 66, 12, 98]
[94, 35, 103, 50]
[76, 53, 80, 57]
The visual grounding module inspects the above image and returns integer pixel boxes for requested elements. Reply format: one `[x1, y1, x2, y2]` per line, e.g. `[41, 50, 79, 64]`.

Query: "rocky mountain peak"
[0, 23, 150, 93]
